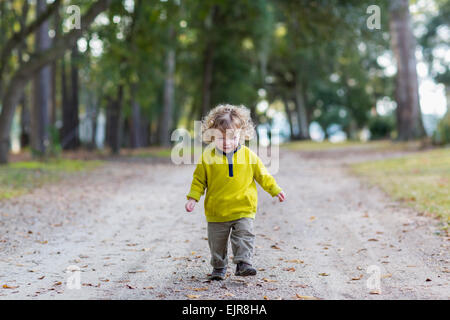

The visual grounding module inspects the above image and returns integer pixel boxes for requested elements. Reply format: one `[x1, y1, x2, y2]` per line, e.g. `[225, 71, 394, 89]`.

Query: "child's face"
[214, 129, 241, 153]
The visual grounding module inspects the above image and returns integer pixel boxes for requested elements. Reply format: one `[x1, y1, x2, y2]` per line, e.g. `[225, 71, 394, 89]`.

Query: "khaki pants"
[207, 217, 255, 268]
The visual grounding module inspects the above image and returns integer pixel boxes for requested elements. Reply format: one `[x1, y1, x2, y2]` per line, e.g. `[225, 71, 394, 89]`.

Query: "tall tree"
[159, 25, 176, 147]
[61, 43, 80, 150]
[389, 0, 426, 140]
[0, 0, 113, 164]
[31, 0, 52, 156]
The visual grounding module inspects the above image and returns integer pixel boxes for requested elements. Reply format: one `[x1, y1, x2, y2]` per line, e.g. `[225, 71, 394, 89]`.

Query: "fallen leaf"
[351, 274, 363, 280]
[83, 283, 100, 287]
[283, 267, 296, 272]
[143, 286, 154, 289]
[192, 287, 209, 292]
[295, 294, 319, 300]
[287, 259, 304, 264]
[369, 289, 381, 295]
[263, 296, 270, 300]
[128, 270, 146, 273]
[270, 245, 281, 250]
[2, 284, 19, 289]
[318, 273, 329, 276]
[186, 294, 200, 299]
[262, 278, 278, 283]
[368, 238, 378, 242]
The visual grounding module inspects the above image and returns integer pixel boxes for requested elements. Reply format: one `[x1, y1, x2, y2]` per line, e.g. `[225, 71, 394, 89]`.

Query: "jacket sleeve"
[186, 156, 207, 201]
[253, 156, 282, 197]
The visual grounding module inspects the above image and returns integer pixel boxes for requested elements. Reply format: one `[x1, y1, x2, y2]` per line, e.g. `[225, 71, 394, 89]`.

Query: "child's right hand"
[277, 191, 286, 202]
[185, 198, 197, 212]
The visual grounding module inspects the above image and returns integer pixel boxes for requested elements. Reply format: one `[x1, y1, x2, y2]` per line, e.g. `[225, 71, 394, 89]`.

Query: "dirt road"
[0, 147, 448, 299]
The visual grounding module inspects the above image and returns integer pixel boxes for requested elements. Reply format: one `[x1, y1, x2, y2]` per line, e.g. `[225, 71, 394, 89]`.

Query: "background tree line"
[0, 0, 448, 164]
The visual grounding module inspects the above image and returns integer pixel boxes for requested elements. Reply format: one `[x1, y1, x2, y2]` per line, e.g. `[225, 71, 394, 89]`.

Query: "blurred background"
[0, 1, 449, 298]
[0, 0, 449, 162]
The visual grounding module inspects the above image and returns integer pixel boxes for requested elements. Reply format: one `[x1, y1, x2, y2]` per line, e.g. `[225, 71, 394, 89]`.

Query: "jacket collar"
[216, 144, 241, 157]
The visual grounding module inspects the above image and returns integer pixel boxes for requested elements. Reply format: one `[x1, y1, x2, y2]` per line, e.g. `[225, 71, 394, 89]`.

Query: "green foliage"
[29, 125, 62, 159]
[268, 0, 394, 137]
[48, 125, 62, 157]
[1, 0, 438, 154]
[432, 112, 450, 146]
[369, 115, 395, 140]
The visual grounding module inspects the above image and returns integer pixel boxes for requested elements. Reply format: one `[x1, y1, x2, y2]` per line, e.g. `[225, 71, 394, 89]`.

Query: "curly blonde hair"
[201, 104, 256, 144]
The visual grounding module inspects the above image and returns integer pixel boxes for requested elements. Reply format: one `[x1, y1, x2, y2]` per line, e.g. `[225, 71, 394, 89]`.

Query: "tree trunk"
[50, 7, 61, 127]
[201, 43, 214, 118]
[282, 97, 295, 141]
[88, 91, 98, 150]
[20, 94, 30, 148]
[108, 85, 124, 154]
[200, 5, 218, 118]
[62, 43, 80, 149]
[159, 27, 176, 147]
[31, 0, 52, 156]
[141, 117, 150, 147]
[17, 37, 30, 149]
[0, 0, 113, 164]
[61, 52, 70, 145]
[389, 0, 425, 140]
[129, 84, 142, 148]
[50, 60, 57, 126]
[294, 80, 310, 139]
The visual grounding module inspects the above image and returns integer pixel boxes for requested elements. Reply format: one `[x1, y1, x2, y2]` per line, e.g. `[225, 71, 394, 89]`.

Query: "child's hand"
[277, 191, 286, 202]
[185, 198, 197, 212]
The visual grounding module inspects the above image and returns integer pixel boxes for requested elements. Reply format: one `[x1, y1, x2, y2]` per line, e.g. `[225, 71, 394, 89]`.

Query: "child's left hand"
[277, 191, 286, 202]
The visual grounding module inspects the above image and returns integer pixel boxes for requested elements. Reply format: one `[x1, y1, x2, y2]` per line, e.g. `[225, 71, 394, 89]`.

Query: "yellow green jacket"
[186, 144, 282, 222]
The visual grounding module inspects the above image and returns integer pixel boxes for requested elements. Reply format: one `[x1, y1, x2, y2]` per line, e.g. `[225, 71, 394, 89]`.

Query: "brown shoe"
[208, 267, 227, 280]
[235, 262, 257, 276]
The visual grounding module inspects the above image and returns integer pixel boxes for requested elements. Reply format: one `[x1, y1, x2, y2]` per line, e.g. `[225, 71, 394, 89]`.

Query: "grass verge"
[0, 159, 103, 199]
[281, 139, 425, 152]
[351, 148, 449, 231]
